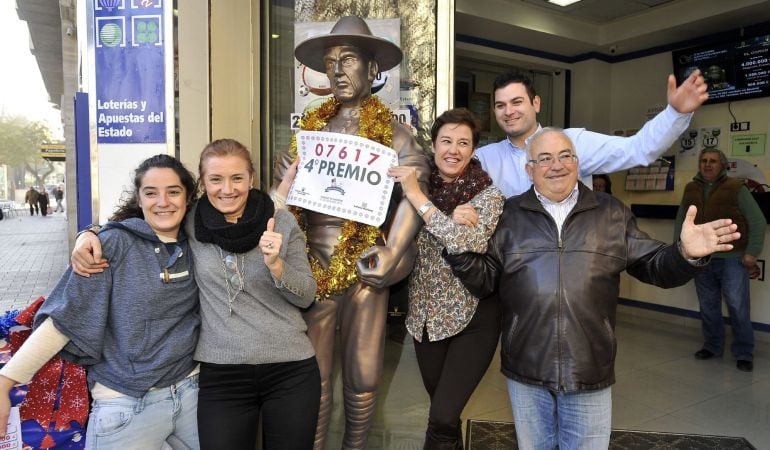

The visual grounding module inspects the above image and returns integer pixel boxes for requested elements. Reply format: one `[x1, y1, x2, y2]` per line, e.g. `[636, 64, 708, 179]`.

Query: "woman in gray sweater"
[189, 139, 319, 449]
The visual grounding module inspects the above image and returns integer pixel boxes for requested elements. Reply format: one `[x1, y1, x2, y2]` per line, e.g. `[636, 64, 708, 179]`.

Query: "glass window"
[263, 1, 296, 189]
[263, 2, 437, 189]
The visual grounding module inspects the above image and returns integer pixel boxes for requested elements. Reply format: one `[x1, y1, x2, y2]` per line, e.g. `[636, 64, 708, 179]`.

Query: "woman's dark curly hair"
[110, 154, 197, 222]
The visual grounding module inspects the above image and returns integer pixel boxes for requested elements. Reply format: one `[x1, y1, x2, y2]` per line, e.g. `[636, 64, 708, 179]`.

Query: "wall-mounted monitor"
[672, 34, 770, 105]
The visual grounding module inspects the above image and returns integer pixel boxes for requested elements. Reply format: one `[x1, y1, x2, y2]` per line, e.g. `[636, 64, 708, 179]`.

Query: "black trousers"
[197, 356, 321, 450]
[414, 297, 501, 443]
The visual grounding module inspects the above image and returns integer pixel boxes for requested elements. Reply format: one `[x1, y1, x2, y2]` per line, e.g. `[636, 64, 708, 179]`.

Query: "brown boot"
[423, 435, 463, 450]
[423, 420, 463, 450]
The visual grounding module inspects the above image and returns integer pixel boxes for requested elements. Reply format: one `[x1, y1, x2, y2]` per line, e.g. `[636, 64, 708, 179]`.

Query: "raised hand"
[387, 165, 420, 197]
[261, 217, 284, 278]
[679, 205, 740, 258]
[668, 69, 709, 114]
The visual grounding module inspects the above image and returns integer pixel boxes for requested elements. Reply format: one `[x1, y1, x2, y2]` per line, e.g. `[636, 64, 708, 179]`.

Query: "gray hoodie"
[35, 218, 200, 397]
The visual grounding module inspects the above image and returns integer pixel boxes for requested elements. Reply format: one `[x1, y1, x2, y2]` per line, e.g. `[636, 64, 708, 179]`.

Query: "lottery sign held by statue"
[287, 130, 398, 227]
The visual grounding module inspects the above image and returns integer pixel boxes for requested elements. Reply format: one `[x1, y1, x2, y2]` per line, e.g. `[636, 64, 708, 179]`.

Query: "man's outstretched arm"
[575, 69, 708, 176]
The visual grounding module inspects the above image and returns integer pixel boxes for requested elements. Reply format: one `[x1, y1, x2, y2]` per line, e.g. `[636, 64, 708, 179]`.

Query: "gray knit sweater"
[188, 205, 317, 364]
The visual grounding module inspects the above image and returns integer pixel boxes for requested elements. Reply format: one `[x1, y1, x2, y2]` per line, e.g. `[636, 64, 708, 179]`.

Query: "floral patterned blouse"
[406, 184, 505, 342]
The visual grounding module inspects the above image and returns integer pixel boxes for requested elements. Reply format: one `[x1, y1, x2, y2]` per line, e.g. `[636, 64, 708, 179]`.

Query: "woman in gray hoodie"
[0, 155, 202, 449]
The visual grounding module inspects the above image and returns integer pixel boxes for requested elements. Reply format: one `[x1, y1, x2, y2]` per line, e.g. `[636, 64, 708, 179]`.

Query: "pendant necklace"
[219, 248, 245, 315]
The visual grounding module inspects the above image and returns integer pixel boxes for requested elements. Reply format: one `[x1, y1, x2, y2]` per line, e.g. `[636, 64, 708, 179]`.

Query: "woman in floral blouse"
[388, 108, 505, 449]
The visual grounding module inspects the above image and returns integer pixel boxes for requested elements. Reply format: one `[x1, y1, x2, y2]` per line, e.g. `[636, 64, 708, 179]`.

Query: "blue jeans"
[85, 374, 199, 449]
[694, 257, 754, 360]
[507, 378, 611, 450]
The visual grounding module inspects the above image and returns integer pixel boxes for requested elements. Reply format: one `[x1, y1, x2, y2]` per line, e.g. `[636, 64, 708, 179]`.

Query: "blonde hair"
[198, 139, 255, 190]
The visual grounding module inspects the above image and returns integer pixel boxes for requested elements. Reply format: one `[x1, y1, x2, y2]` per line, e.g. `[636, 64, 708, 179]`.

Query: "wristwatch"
[76, 223, 102, 239]
[417, 201, 434, 216]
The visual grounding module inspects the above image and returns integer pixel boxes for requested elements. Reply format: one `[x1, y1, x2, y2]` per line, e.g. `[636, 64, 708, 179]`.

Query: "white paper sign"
[0, 407, 23, 450]
[288, 131, 398, 227]
[678, 128, 699, 157]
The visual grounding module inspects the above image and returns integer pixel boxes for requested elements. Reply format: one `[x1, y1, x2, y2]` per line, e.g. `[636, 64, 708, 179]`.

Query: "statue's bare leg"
[303, 299, 339, 450]
[338, 284, 388, 450]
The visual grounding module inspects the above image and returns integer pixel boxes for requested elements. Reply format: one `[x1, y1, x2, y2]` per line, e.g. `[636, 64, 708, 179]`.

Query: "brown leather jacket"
[447, 182, 699, 392]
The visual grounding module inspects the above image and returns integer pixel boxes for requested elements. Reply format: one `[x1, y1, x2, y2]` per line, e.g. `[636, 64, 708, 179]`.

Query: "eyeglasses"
[528, 153, 577, 168]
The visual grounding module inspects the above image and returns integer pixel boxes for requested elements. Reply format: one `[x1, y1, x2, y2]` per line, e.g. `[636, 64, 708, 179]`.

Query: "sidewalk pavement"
[0, 212, 70, 313]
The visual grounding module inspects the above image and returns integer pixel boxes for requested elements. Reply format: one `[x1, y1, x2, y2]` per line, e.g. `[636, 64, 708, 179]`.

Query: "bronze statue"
[273, 15, 429, 450]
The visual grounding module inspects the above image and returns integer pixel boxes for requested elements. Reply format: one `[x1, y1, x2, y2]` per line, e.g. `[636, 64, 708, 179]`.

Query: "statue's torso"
[304, 210, 344, 266]
[273, 104, 429, 267]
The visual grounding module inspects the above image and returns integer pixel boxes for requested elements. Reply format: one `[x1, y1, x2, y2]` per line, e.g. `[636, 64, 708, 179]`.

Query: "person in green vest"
[674, 148, 766, 372]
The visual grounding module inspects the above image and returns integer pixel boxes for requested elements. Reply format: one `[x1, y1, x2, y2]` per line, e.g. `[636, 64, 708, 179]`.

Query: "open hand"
[668, 69, 709, 114]
[679, 205, 740, 258]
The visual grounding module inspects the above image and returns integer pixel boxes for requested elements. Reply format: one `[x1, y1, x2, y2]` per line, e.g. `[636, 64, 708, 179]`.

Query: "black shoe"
[694, 349, 715, 360]
[736, 360, 753, 372]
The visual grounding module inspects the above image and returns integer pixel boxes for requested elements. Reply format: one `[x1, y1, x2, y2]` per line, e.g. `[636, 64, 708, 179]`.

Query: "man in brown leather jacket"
[447, 128, 739, 449]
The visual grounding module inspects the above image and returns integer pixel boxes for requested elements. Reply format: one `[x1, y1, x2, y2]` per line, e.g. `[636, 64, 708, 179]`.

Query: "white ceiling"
[456, 0, 770, 59]
[518, 0, 678, 24]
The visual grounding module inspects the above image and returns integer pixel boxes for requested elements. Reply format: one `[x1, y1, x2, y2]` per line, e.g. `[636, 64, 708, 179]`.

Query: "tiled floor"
[323, 312, 770, 449]
[0, 212, 69, 312]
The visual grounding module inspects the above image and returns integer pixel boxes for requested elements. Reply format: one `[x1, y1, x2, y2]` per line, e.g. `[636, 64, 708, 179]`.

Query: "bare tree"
[0, 115, 52, 195]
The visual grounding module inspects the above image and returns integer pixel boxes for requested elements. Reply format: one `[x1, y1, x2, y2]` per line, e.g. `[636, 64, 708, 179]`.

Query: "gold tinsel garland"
[289, 96, 393, 300]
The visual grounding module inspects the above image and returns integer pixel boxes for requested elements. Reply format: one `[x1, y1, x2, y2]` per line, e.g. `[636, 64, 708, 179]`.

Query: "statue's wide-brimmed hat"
[295, 16, 403, 73]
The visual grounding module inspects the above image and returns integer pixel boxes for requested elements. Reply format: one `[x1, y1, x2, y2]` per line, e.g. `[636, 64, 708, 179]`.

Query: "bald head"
[525, 128, 579, 202]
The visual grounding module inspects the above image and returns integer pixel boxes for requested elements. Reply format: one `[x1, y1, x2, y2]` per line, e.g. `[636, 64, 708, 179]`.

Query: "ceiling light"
[271, 34, 280, 39]
[547, 0, 582, 6]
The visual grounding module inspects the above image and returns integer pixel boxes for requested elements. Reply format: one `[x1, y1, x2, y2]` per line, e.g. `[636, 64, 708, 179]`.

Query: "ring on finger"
[267, 241, 273, 249]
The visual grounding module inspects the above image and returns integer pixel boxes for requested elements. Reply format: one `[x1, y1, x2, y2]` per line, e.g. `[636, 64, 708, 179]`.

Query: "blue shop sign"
[94, 0, 166, 143]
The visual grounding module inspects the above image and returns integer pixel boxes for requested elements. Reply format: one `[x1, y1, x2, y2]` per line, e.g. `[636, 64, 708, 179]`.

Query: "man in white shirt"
[477, 70, 708, 198]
